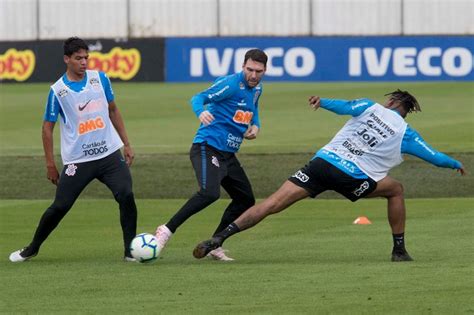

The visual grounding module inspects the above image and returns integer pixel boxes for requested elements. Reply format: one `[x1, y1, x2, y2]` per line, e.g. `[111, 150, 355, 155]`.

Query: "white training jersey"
[321, 103, 407, 181]
[51, 70, 123, 164]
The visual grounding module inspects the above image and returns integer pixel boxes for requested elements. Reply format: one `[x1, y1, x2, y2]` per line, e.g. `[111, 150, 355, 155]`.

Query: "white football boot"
[9, 247, 37, 263]
[206, 247, 234, 261]
[155, 224, 173, 251]
[124, 256, 137, 262]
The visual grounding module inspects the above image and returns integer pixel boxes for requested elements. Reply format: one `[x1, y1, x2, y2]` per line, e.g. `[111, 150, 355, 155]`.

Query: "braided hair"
[385, 89, 421, 113]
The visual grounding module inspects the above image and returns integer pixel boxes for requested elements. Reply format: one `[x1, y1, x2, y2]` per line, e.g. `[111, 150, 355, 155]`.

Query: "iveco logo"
[190, 47, 316, 77]
[349, 47, 472, 77]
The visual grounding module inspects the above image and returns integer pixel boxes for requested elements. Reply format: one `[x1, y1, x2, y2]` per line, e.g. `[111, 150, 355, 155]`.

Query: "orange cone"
[353, 216, 372, 225]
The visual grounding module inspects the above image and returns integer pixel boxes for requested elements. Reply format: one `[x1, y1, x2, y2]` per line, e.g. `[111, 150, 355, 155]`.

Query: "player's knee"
[393, 180, 404, 197]
[265, 198, 283, 214]
[198, 189, 220, 203]
[240, 195, 255, 208]
[115, 190, 135, 204]
[50, 198, 74, 213]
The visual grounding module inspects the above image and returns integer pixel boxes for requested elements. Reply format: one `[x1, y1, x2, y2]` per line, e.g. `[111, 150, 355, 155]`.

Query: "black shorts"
[287, 158, 377, 202]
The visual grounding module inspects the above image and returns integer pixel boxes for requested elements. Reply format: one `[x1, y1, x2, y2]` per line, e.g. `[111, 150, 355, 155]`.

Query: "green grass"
[1, 82, 473, 199]
[1, 153, 472, 199]
[1, 82, 473, 155]
[1, 198, 473, 313]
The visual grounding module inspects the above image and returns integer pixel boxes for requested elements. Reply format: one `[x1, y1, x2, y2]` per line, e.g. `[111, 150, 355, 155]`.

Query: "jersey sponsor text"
[82, 140, 108, 157]
[78, 116, 106, 135]
[227, 133, 242, 149]
[77, 99, 104, 114]
[342, 140, 365, 156]
[233, 110, 253, 125]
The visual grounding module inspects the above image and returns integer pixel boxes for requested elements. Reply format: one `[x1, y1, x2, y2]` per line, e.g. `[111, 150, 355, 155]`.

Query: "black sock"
[392, 233, 405, 251]
[118, 193, 138, 257]
[214, 223, 241, 244]
[21, 245, 39, 257]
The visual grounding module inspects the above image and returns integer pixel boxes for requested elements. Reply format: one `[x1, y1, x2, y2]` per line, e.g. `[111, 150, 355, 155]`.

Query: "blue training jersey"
[44, 71, 114, 123]
[314, 98, 462, 179]
[190, 71, 262, 152]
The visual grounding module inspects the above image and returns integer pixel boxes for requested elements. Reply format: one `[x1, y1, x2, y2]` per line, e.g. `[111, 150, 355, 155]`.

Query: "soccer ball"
[130, 233, 160, 263]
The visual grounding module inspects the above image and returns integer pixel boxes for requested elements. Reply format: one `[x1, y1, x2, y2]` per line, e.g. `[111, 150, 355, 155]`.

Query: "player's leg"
[213, 155, 255, 236]
[97, 150, 137, 260]
[235, 181, 309, 230]
[193, 180, 309, 259]
[155, 144, 224, 248]
[193, 158, 329, 259]
[206, 156, 255, 260]
[366, 176, 413, 261]
[10, 162, 95, 262]
[366, 176, 405, 233]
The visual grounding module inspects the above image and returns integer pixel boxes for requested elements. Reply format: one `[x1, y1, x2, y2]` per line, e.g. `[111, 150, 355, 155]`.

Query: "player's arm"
[308, 96, 374, 116]
[108, 101, 134, 166]
[100, 73, 134, 166]
[42, 121, 58, 185]
[402, 126, 466, 175]
[190, 77, 236, 126]
[245, 96, 261, 140]
[43, 89, 59, 185]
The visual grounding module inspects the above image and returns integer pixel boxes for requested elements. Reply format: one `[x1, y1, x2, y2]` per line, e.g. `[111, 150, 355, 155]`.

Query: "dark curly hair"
[385, 89, 421, 113]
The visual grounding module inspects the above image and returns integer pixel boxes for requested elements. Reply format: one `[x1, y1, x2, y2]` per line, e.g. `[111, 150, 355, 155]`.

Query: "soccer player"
[193, 90, 466, 262]
[154, 49, 268, 261]
[9, 37, 138, 262]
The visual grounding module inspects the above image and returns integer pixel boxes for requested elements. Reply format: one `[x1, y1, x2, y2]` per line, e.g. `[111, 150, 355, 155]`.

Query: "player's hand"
[199, 111, 215, 126]
[457, 166, 467, 176]
[123, 144, 135, 167]
[244, 125, 259, 140]
[308, 96, 321, 110]
[46, 165, 59, 185]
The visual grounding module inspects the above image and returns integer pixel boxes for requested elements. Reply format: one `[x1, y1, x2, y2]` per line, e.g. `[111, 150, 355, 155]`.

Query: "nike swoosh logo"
[78, 99, 92, 111]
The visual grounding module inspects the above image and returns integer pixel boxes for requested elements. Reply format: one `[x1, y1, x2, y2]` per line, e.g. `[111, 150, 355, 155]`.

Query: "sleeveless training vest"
[51, 70, 123, 164]
[321, 103, 407, 181]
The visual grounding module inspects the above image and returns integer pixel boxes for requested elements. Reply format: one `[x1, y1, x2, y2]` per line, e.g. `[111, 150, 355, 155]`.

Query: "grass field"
[1, 199, 473, 313]
[0, 82, 473, 199]
[1, 82, 473, 155]
[0, 82, 473, 313]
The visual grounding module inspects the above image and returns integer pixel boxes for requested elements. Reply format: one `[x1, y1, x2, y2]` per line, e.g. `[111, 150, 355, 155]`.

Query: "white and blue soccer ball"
[130, 233, 160, 263]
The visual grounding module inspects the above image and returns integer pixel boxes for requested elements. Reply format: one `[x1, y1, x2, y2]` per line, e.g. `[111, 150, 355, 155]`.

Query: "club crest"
[65, 164, 78, 176]
[211, 156, 220, 167]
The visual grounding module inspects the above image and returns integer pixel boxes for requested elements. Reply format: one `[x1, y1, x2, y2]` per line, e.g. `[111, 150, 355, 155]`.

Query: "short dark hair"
[244, 49, 268, 67]
[63, 37, 88, 56]
[385, 89, 421, 113]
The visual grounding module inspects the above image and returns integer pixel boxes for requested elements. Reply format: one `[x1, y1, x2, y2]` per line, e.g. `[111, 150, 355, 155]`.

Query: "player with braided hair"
[193, 90, 466, 262]
[385, 89, 421, 113]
